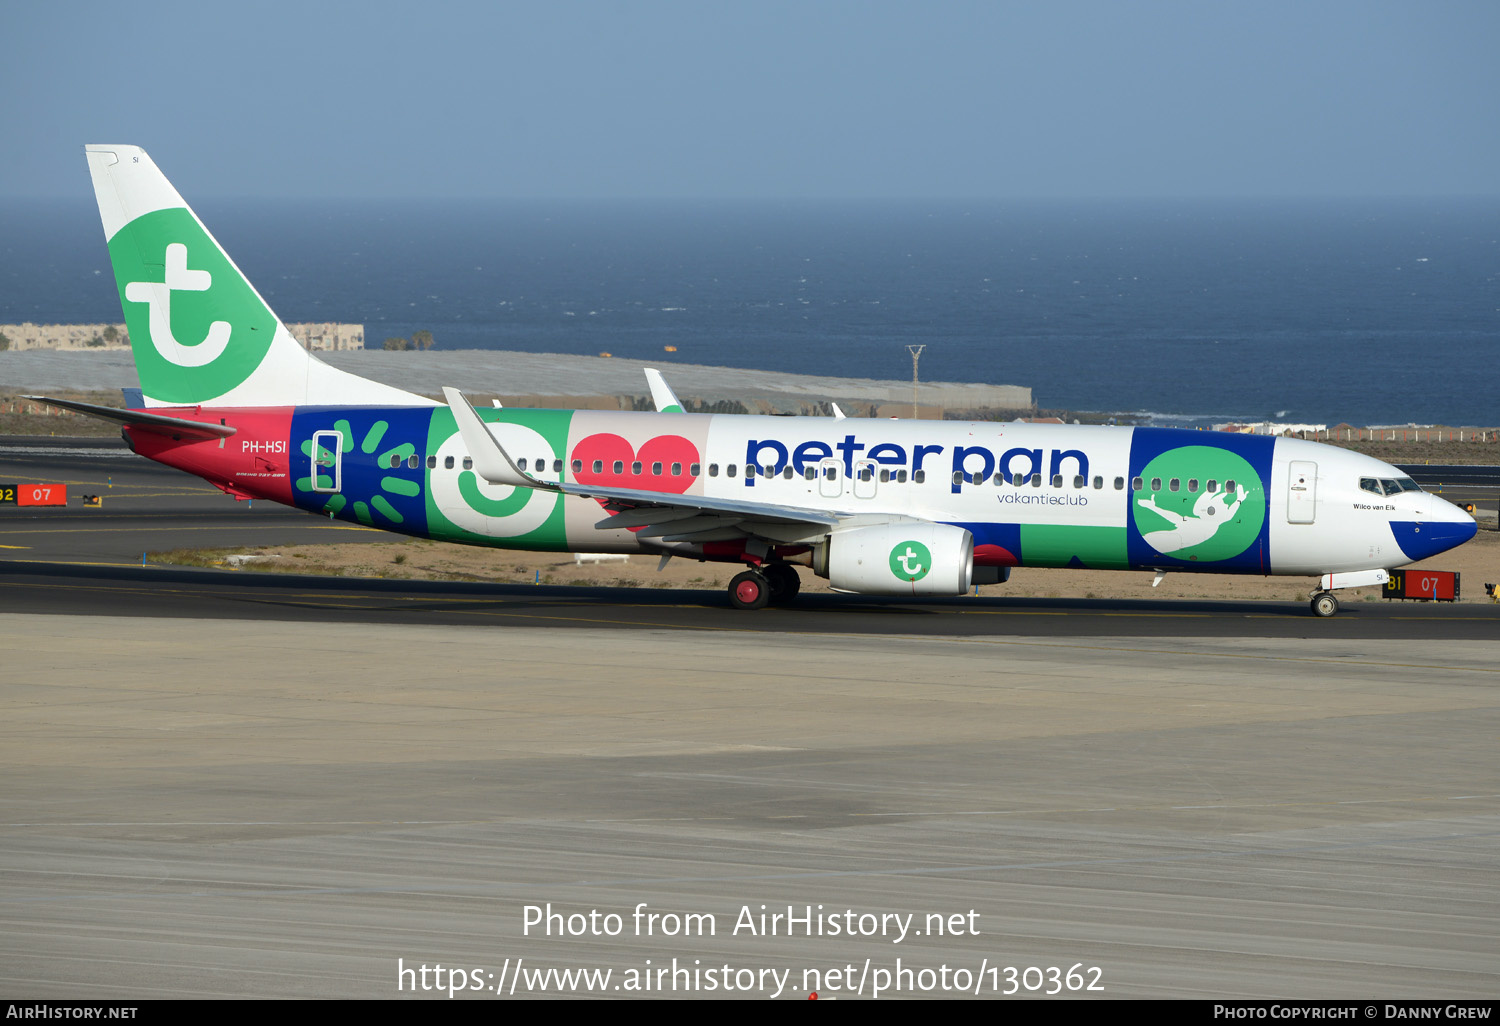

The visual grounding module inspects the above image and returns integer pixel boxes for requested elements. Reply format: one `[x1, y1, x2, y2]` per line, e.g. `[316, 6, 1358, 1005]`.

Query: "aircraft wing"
[442, 386, 838, 545]
[22, 395, 237, 439]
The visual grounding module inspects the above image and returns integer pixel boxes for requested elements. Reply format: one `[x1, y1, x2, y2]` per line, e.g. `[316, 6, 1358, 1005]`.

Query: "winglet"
[829, 402, 847, 420]
[644, 368, 685, 413]
[441, 386, 549, 489]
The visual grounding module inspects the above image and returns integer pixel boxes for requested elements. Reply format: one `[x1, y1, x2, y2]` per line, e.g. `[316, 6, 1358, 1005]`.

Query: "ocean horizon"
[2, 197, 1495, 427]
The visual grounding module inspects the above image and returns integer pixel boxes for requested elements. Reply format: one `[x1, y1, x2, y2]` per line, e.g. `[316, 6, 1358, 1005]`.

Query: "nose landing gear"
[1310, 591, 1340, 618]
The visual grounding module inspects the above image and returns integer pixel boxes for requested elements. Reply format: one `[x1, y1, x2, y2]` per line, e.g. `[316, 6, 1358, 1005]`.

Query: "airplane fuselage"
[125, 405, 1473, 578]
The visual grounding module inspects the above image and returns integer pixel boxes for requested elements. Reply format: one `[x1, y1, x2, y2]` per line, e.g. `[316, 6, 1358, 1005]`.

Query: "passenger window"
[518, 458, 528, 471]
[880, 469, 890, 483]
[805, 468, 816, 480]
[672, 463, 681, 476]
[387, 454, 399, 468]
[727, 464, 737, 478]
[1030, 474, 1042, 487]
[1074, 475, 1086, 489]
[1131, 477, 1142, 491]
[592, 460, 603, 474]
[1093, 475, 1104, 489]
[446, 456, 456, 469]
[897, 470, 908, 483]
[1188, 478, 1198, 492]
[463, 457, 473, 470]
[1011, 472, 1025, 486]
[1151, 477, 1162, 491]
[408, 455, 419, 469]
[427, 456, 437, 469]
[690, 463, 700, 476]
[1051, 474, 1063, 488]
[554, 460, 563, 473]
[1206, 479, 1217, 492]
[631, 461, 642, 475]
[953, 472, 965, 485]
[709, 463, 719, 477]
[1168, 478, 1180, 492]
[746, 465, 757, 479]
[612, 460, 624, 475]
[572, 459, 582, 473]
[913, 470, 924, 484]
[1115, 477, 1125, 490]
[826, 467, 839, 481]
[762, 465, 774, 477]
[1225, 480, 1236, 493]
[652, 461, 662, 475]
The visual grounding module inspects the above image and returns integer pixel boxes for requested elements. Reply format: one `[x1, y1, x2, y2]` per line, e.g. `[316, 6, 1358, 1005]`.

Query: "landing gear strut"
[1310, 591, 1340, 618]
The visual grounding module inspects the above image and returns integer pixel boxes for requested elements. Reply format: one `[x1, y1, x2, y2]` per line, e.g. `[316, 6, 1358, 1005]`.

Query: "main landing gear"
[1310, 591, 1340, 618]
[727, 563, 801, 610]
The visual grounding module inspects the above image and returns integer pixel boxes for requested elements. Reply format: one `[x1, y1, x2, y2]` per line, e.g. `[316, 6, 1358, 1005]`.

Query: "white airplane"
[31, 145, 1478, 616]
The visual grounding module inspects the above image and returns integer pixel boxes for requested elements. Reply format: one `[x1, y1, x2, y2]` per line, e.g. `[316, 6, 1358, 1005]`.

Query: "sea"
[2, 197, 1496, 428]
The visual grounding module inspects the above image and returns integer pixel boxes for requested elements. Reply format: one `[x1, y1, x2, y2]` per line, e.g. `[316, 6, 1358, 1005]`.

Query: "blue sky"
[3, 0, 1497, 199]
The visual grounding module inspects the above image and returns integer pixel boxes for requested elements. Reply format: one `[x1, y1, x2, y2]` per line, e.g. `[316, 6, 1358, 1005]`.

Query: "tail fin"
[85, 145, 434, 409]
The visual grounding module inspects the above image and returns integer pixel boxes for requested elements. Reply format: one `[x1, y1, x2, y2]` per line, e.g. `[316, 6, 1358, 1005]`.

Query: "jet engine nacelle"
[815, 522, 974, 596]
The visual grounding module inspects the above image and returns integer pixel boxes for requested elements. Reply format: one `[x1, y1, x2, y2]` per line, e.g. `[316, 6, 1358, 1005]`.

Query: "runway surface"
[3, 560, 1499, 641]
[2, 438, 1498, 1000]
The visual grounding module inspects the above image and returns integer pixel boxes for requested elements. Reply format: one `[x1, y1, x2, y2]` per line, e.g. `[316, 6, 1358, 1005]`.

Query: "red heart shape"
[571, 433, 701, 494]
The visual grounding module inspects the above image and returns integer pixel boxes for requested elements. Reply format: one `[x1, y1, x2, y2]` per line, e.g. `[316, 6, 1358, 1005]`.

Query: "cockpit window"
[1364, 477, 1424, 496]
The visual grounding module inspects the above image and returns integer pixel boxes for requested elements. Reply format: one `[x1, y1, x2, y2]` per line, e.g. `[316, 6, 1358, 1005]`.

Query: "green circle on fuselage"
[1132, 446, 1264, 562]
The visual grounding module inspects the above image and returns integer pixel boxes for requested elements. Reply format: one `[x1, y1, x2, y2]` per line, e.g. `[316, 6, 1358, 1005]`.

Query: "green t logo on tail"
[109, 208, 275, 404]
[889, 540, 932, 581]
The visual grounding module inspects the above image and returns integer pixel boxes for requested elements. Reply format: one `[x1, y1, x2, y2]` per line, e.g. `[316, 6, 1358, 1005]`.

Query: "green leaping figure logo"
[1132, 446, 1265, 562]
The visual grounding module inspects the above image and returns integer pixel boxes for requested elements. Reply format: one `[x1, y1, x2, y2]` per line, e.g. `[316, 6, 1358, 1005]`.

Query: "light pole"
[906, 345, 925, 419]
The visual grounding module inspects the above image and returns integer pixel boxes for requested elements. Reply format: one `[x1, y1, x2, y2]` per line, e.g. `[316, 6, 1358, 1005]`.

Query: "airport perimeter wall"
[0, 348, 1032, 419]
[0, 323, 365, 352]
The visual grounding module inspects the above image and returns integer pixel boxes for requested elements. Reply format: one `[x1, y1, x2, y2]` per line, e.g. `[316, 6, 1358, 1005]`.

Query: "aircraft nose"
[1389, 497, 1478, 562]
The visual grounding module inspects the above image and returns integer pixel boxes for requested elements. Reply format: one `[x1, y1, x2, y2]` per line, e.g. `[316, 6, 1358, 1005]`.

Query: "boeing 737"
[31, 145, 1478, 616]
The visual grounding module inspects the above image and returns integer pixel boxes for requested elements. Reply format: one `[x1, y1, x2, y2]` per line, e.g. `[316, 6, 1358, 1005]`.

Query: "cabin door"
[1287, 461, 1316, 524]
[310, 430, 343, 493]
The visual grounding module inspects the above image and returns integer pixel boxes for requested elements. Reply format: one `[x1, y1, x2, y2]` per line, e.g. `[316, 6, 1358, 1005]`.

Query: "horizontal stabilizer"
[22, 395, 237, 439]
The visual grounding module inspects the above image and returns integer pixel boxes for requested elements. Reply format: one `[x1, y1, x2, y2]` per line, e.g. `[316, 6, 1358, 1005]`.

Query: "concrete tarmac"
[2, 614, 1497, 999]
[3, 436, 1499, 1000]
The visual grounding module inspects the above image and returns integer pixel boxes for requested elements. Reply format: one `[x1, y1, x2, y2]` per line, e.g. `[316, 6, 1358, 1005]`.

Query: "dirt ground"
[152, 523, 1500, 606]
